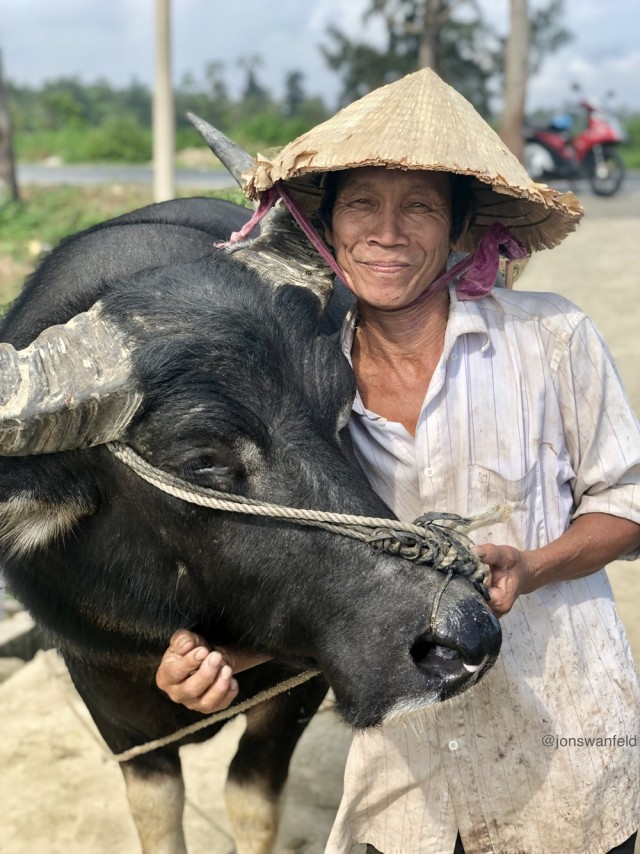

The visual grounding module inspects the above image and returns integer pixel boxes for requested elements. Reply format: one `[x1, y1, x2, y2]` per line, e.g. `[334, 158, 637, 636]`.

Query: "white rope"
[104, 441, 510, 762]
[112, 668, 321, 763]
[108, 442, 508, 539]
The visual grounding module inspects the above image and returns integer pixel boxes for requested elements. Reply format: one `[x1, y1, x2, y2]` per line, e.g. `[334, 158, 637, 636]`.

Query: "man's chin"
[358, 286, 444, 313]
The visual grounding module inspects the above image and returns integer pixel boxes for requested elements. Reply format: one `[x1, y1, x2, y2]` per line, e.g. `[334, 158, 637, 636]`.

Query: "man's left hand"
[473, 544, 536, 617]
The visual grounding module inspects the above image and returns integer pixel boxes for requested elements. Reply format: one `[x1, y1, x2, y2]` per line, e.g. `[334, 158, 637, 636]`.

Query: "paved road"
[16, 163, 236, 191]
[16, 162, 640, 198]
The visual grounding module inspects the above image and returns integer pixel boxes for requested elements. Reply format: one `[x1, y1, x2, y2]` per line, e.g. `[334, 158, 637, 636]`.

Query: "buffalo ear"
[0, 456, 99, 558]
[0, 493, 95, 558]
[272, 284, 324, 340]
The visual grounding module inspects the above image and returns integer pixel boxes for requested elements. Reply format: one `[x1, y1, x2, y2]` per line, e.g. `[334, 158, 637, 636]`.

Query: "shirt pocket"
[466, 461, 544, 550]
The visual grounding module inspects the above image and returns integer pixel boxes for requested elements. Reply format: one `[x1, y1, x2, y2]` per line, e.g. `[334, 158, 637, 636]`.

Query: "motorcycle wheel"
[587, 147, 625, 196]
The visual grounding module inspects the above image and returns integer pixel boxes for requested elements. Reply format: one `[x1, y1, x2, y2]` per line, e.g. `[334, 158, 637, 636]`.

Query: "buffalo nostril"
[411, 638, 463, 674]
[411, 637, 486, 677]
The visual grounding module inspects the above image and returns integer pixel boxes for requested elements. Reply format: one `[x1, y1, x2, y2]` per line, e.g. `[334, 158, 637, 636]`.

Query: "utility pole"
[0, 50, 19, 201]
[500, 0, 530, 163]
[153, 0, 175, 202]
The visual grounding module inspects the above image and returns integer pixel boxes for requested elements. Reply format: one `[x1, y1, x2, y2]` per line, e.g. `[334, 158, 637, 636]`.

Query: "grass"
[0, 184, 249, 313]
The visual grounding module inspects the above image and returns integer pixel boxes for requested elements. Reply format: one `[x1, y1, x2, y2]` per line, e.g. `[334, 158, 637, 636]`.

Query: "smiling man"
[157, 69, 640, 854]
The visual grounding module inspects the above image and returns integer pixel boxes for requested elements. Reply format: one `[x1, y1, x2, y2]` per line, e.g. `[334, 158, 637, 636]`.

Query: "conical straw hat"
[243, 68, 583, 254]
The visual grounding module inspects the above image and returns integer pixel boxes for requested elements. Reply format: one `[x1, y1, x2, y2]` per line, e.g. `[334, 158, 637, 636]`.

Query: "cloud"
[2, 0, 639, 111]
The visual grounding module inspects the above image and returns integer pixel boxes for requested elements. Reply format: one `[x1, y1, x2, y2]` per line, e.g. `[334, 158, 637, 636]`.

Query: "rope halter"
[101, 441, 509, 762]
[108, 442, 509, 601]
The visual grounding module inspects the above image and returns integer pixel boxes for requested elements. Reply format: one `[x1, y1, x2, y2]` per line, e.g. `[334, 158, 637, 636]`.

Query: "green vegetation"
[8, 63, 329, 164]
[321, 0, 571, 116]
[622, 114, 640, 169]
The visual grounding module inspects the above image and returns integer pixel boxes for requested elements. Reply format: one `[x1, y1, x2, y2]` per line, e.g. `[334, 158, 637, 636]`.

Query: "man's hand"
[474, 514, 640, 618]
[156, 630, 239, 713]
[155, 630, 274, 714]
[473, 544, 535, 617]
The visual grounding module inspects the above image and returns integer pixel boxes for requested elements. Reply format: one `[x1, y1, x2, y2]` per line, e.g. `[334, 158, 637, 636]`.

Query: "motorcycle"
[524, 99, 628, 196]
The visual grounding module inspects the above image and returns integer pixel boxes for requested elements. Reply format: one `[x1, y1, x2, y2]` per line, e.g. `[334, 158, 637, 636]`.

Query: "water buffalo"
[0, 126, 501, 853]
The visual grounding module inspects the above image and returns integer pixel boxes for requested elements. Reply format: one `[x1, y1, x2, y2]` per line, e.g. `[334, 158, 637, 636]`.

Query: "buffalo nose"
[410, 602, 501, 679]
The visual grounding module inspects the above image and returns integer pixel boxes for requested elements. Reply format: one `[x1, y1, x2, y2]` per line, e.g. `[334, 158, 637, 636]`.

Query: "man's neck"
[350, 290, 451, 435]
[353, 289, 450, 366]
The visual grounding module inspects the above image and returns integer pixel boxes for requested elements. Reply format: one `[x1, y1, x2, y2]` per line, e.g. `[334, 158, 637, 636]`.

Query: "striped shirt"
[326, 287, 640, 854]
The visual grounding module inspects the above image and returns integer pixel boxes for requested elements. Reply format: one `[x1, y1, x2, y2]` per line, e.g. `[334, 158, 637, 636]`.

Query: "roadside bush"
[622, 115, 640, 169]
[81, 115, 151, 162]
[15, 116, 151, 163]
[232, 112, 321, 153]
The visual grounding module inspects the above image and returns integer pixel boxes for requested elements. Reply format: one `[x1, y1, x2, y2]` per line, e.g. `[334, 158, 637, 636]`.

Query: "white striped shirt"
[326, 287, 640, 854]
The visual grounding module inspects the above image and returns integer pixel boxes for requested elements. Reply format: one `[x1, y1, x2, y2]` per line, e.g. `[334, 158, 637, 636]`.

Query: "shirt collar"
[340, 288, 493, 416]
[340, 287, 492, 361]
[445, 287, 492, 354]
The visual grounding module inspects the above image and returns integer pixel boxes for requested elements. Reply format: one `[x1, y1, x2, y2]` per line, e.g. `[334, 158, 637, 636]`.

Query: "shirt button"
[378, 417, 387, 426]
[450, 352, 459, 361]
[448, 740, 459, 751]
[426, 467, 435, 477]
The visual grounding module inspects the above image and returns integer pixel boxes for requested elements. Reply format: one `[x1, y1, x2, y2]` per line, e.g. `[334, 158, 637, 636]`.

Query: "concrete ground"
[0, 182, 638, 853]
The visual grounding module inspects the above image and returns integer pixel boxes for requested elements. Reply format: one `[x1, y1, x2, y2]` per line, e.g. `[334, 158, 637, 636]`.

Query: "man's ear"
[450, 211, 473, 251]
[324, 226, 334, 248]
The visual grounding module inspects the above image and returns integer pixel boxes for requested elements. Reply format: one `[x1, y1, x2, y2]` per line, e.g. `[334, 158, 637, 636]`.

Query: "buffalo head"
[0, 122, 501, 728]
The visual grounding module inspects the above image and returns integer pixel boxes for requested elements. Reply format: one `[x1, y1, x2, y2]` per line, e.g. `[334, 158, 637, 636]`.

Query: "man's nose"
[367, 206, 409, 245]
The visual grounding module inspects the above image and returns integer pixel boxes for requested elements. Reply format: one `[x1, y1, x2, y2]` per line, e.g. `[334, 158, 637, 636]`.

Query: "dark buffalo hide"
[0, 197, 500, 853]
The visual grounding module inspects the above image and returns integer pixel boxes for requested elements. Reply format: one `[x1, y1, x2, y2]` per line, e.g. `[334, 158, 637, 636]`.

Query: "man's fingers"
[179, 651, 228, 698]
[191, 672, 239, 714]
[170, 654, 239, 713]
[168, 629, 208, 655]
[156, 645, 211, 692]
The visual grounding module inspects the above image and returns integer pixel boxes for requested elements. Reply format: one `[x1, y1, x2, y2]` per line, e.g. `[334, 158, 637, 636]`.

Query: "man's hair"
[318, 171, 476, 245]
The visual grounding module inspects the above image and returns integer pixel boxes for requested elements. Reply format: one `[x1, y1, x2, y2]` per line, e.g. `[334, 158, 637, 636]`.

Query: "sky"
[2, 0, 639, 114]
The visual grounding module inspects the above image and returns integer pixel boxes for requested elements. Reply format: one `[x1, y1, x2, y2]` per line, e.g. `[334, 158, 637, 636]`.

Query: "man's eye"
[408, 201, 437, 211]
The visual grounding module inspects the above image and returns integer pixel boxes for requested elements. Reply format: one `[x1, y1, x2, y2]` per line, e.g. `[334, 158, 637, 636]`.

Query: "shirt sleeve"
[552, 315, 640, 559]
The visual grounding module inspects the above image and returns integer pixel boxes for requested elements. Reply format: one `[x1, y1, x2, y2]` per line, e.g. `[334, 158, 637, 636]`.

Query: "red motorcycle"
[524, 99, 628, 196]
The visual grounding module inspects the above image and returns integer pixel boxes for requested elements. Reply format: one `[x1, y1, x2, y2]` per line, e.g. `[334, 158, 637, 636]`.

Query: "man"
[157, 69, 640, 853]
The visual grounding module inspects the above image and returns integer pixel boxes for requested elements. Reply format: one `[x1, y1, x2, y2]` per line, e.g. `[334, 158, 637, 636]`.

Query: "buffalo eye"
[178, 455, 236, 488]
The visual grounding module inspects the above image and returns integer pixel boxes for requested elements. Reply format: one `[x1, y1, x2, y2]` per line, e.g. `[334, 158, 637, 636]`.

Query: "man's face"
[325, 167, 453, 310]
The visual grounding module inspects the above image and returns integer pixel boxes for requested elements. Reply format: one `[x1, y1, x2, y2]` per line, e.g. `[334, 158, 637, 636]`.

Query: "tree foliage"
[528, 0, 571, 73]
[7, 61, 330, 164]
[320, 0, 572, 118]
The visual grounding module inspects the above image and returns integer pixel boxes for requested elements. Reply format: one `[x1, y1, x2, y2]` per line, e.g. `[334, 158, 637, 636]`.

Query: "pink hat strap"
[216, 183, 527, 306]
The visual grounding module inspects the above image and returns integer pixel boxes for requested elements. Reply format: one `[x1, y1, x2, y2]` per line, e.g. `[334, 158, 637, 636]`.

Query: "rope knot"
[367, 511, 490, 601]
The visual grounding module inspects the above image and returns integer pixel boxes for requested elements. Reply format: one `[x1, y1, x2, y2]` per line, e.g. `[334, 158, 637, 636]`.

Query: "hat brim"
[242, 69, 583, 254]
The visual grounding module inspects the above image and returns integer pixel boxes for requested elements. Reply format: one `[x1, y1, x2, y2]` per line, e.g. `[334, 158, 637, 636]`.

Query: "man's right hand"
[155, 630, 273, 714]
[156, 630, 239, 713]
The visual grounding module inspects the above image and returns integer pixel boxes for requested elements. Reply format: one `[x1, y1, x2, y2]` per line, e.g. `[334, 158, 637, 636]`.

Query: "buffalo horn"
[0, 302, 142, 456]
[187, 112, 254, 187]
[187, 115, 336, 307]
